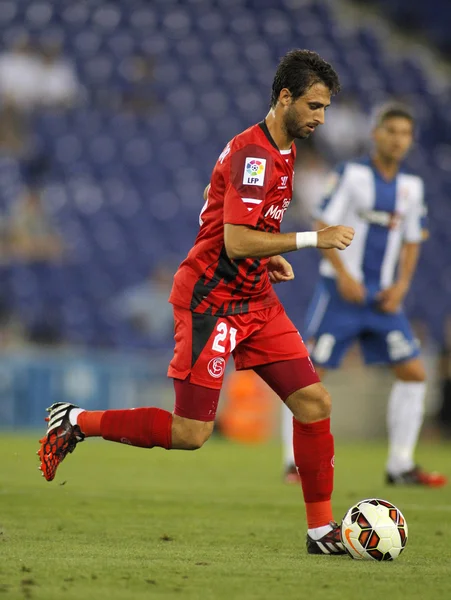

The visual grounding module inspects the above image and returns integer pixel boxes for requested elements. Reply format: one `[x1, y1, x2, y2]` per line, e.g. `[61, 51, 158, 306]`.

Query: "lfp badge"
[243, 158, 266, 186]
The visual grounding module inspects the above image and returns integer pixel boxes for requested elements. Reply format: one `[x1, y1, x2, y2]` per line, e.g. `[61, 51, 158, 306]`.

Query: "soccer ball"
[341, 498, 408, 561]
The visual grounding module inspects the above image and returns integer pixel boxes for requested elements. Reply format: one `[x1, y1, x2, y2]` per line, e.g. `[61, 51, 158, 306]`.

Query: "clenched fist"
[317, 225, 354, 250]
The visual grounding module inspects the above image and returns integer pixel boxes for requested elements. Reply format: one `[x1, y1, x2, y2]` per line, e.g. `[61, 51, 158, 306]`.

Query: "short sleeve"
[314, 163, 350, 225]
[404, 178, 427, 243]
[223, 144, 274, 227]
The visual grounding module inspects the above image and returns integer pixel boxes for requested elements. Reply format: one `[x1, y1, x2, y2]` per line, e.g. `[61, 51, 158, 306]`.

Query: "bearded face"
[281, 82, 331, 140]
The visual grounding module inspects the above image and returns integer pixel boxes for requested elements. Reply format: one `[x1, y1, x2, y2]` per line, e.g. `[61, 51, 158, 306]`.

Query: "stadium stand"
[359, 0, 451, 57]
[0, 0, 449, 349]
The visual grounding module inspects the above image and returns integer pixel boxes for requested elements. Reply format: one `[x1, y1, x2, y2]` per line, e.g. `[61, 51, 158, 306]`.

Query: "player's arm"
[378, 179, 426, 313]
[223, 146, 352, 259]
[397, 242, 420, 290]
[397, 179, 427, 285]
[224, 222, 354, 260]
[377, 242, 420, 313]
[313, 165, 366, 303]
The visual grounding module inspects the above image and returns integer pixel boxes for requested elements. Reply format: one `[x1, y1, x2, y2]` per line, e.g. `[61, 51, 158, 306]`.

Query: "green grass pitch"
[1, 434, 451, 600]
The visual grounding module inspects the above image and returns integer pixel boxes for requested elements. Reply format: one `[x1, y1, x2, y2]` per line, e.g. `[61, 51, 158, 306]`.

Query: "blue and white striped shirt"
[316, 157, 426, 295]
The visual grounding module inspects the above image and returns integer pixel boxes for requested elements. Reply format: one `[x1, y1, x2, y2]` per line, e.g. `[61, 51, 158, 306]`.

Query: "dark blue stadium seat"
[1, 0, 449, 347]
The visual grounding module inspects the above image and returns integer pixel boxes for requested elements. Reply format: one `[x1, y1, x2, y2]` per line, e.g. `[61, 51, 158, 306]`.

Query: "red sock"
[78, 411, 104, 437]
[293, 417, 334, 528]
[95, 408, 172, 449]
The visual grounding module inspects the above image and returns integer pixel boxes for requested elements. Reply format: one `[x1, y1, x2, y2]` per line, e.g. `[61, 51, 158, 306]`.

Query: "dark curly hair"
[270, 49, 340, 108]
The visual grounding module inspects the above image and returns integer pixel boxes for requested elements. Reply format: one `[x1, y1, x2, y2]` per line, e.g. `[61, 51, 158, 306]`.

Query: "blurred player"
[38, 49, 355, 554]
[283, 103, 447, 487]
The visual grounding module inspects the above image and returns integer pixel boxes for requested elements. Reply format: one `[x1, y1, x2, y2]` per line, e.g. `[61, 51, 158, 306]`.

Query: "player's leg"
[282, 276, 358, 482]
[235, 304, 345, 554]
[362, 313, 447, 487]
[285, 380, 335, 534]
[282, 364, 327, 483]
[38, 380, 219, 481]
[255, 360, 345, 554]
[387, 356, 426, 477]
[38, 307, 227, 481]
[37, 401, 174, 481]
[387, 357, 446, 486]
[281, 277, 325, 480]
[77, 378, 217, 450]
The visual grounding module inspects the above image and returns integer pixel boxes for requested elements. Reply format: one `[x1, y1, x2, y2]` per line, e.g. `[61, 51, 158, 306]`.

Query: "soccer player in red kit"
[38, 49, 354, 555]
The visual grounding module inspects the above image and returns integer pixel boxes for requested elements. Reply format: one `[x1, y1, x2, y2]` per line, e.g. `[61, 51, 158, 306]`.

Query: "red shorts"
[168, 304, 319, 423]
[168, 302, 308, 387]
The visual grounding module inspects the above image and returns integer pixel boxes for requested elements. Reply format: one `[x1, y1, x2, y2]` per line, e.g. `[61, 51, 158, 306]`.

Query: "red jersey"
[169, 121, 296, 316]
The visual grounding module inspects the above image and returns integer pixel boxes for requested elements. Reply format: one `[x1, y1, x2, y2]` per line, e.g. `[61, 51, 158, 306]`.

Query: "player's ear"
[278, 88, 292, 107]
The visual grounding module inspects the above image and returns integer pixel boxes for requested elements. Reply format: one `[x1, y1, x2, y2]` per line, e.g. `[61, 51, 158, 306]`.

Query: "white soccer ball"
[341, 498, 408, 561]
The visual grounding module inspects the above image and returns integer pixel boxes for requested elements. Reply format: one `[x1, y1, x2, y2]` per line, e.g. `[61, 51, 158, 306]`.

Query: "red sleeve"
[223, 144, 274, 227]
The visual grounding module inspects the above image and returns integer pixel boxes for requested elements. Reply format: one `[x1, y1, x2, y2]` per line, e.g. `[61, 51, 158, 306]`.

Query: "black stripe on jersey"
[231, 259, 260, 296]
[191, 312, 219, 367]
[246, 260, 261, 291]
[233, 298, 250, 314]
[250, 272, 261, 291]
[258, 120, 279, 151]
[212, 297, 250, 317]
[190, 246, 239, 311]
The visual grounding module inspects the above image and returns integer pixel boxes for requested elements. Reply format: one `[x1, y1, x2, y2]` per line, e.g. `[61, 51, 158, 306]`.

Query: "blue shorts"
[304, 277, 420, 368]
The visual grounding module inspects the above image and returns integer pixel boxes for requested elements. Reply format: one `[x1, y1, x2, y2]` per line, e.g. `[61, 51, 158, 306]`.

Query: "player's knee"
[405, 370, 426, 383]
[394, 359, 427, 382]
[398, 371, 426, 383]
[185, 427, 212, 450]
[286, 384, 331, 423]
[174, 418, 214, 450]
[316, 388, 332, 419]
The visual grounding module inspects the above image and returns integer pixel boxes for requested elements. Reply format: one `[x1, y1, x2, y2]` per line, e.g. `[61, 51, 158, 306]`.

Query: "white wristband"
[296, 231, 318, 249]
